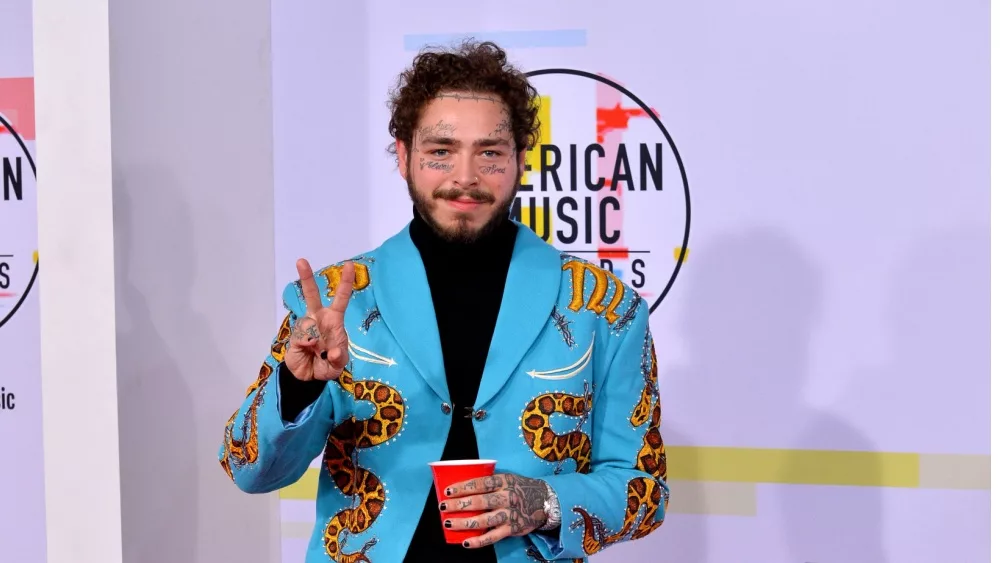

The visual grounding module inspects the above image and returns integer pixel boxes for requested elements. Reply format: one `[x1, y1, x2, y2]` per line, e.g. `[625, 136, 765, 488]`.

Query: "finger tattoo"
[486, 512, 508, 527]
[484, 493, 504, 509]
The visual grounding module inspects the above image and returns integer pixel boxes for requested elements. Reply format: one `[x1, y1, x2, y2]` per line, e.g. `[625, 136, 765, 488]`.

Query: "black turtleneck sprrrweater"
[276, 208, 516, 562]
[403, 208, 516, 562]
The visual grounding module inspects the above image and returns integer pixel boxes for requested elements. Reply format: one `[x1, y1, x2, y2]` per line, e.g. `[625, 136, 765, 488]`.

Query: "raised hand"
[284, 258, 355, 382]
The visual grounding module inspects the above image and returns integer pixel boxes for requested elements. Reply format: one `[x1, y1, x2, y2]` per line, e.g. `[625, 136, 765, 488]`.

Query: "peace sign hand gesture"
[285, 258, 355, 382]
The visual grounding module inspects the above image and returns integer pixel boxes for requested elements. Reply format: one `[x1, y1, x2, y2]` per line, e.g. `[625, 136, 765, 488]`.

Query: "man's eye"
[432, 149, 449, 157]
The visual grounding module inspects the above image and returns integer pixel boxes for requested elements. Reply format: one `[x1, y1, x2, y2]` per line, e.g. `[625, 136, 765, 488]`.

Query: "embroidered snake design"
[322, 367, 405, 562]
[521, 381, 595, 475]
[220, 313, 294, 480]
[572, 331, 667, 555]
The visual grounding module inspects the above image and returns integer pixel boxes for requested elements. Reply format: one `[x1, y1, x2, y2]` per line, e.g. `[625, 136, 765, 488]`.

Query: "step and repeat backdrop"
[0, 0, 46, 561]
[270, 2, 989, 562]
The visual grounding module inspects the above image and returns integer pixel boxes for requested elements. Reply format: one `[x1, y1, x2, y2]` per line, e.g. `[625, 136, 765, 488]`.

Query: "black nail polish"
[320, 350, 328, 360]
[439, 502, 446, 511]
[462, 540, 470, 548]
[444, 520, 452, 528]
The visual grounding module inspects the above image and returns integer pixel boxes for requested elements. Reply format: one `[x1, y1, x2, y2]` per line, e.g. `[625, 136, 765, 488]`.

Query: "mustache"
[432, 188, 495, 204]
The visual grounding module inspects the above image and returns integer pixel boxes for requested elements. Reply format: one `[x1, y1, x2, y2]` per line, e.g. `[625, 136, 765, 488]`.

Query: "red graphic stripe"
[0, 77, 36, 140]
[594, 76, 658, 259]
[597, 248, 631, 259]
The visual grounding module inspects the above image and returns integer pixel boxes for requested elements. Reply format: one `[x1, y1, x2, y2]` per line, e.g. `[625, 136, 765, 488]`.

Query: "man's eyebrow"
[417, 137, 512, 148]
[418, 136, 458, 145]
[473, 138, 511, 148]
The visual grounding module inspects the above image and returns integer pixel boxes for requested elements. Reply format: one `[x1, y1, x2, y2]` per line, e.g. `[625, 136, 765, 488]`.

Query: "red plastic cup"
[429, 459, 497, 544]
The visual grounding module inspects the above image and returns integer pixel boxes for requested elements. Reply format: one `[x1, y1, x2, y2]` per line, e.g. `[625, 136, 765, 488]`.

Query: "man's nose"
[451, 155, 479, 188]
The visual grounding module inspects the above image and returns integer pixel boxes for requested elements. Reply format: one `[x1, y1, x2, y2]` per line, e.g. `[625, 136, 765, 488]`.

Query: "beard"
[406, 166, 518, 245]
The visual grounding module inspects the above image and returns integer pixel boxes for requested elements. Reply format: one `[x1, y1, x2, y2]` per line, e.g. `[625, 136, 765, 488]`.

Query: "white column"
[33, 0, 280, 560]
[32, 0, 124, 561]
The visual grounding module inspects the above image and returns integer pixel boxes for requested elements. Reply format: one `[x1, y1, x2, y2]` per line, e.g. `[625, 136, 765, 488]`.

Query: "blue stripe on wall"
[403, 29, 587, 51]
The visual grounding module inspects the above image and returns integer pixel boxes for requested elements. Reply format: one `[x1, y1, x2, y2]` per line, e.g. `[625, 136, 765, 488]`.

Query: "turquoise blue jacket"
[219, 221, 668, 562]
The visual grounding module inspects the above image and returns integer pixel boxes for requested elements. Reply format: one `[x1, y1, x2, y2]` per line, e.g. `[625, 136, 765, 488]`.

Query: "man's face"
[397, 90, 525, 244]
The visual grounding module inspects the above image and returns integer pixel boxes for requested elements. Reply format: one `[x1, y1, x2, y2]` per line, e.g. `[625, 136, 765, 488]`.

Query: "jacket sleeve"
[529, 296, 669, 559]
[218, 279, 350, 494]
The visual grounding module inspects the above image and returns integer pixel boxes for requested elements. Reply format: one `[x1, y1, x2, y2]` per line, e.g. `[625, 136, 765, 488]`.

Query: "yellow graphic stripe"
[282, 468, 322, 500]
[279, 448, 989, 501]
[521, 204, 551, 243]
[522, 95, 551, 186]
[667, 446, 989, 489]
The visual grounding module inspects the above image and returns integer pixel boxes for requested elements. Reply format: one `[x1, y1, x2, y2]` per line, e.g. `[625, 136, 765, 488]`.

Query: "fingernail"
[444, 487, 453, 496]
[462, 540, 470, 548]
[320, 350, 328, 360]
[439, 502, 446, 511]
[443, 520, 452, 528]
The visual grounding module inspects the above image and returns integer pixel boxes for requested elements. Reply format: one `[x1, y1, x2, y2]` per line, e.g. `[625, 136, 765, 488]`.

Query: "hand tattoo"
[291, 320, 321, 341]
[499, 474, 548, 534]
[486, 512, 508, 527]
[484, 475, 504, 490]
[445, 472, 552, 546]
[483, 492, 504, 509]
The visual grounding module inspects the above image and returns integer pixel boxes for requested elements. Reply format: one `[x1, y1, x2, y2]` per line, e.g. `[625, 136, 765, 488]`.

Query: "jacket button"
[473, 409, 487, 421]
[441, 403, 452, 415]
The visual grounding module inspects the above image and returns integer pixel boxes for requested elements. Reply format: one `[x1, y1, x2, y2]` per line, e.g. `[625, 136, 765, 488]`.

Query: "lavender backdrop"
[270, 1, 990, 561]
[0, 0, 46, 561]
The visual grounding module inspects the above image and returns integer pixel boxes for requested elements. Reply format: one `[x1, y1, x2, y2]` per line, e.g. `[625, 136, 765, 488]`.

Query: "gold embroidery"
[323, 369, 405, 561]
[320, 262, 371, 297]
[562, 259, 626, 324]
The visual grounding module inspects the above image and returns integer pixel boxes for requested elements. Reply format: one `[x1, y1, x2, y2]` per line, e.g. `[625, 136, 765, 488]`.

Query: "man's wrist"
[539, 480, 561, 531]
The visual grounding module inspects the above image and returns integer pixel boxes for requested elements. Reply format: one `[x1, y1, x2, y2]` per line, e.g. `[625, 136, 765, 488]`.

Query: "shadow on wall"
[854, 225, 990, 458]
[113, 166, 198, 563]
[113, 166, 277, 562]
[847, 225, 990, 562]
[599, 228, 886, 562]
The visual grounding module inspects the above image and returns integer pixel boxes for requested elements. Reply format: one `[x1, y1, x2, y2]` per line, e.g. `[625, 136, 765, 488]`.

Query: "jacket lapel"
[372, 224, 450, 404]
[475, 223, 562, 408]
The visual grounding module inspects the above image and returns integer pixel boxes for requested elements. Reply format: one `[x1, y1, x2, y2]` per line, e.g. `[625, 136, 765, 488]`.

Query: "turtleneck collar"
[408, 205, 518, 266]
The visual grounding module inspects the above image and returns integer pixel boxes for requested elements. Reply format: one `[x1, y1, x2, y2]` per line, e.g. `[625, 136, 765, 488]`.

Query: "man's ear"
[396, 138, 409, 179]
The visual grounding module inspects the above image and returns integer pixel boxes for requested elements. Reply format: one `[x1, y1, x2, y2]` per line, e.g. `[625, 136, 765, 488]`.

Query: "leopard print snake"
[322, 367, 404, 562]
[572, 333, 667, 555]
[521, 381, 595, 475]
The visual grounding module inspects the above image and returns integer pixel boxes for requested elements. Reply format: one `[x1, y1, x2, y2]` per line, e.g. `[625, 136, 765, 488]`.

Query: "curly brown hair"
[386, 39, 541, 163]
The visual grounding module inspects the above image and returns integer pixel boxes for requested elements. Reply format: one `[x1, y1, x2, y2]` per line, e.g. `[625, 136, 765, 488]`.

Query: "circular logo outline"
[0, 112, 38, 329]
[524, 68, 691, 313]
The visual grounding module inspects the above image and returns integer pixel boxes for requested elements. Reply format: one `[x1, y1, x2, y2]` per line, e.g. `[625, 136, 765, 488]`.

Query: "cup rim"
[428, 459, 497, 467]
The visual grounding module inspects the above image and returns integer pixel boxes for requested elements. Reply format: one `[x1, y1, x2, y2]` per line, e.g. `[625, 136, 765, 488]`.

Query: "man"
[219, 39, 668, 562]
